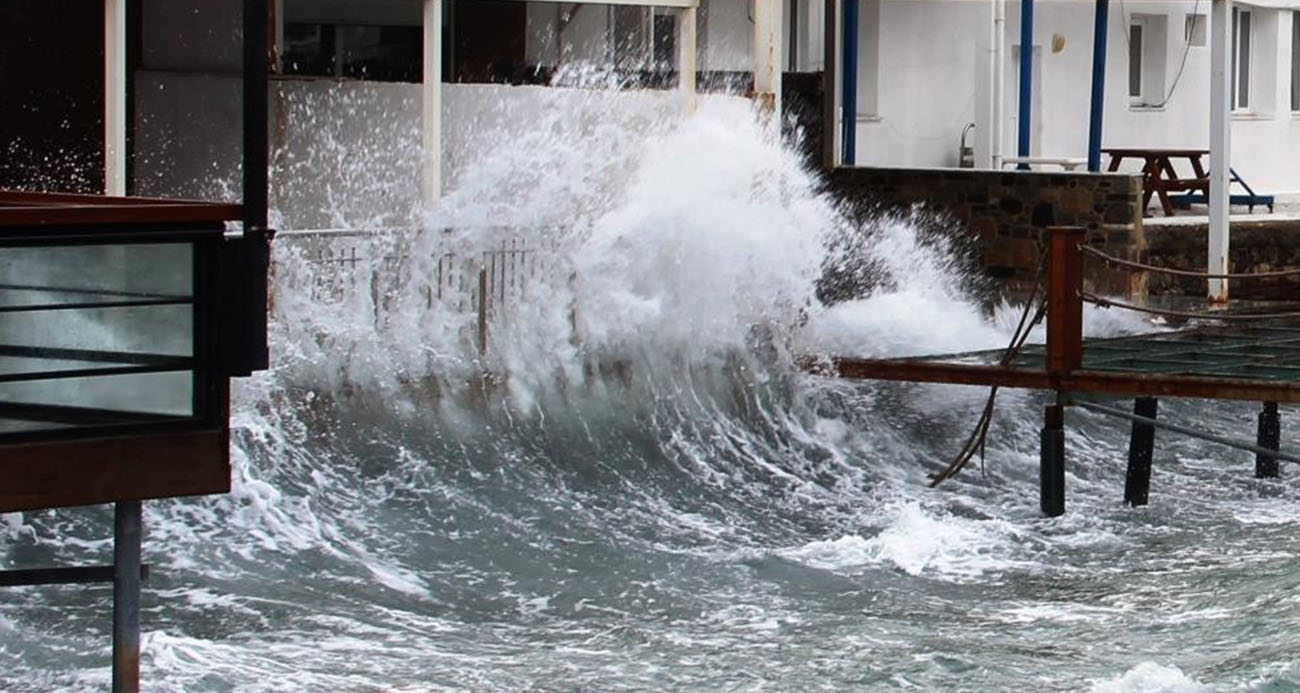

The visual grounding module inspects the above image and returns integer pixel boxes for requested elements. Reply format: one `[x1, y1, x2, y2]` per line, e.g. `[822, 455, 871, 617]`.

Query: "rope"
[929, 256, 1047, 488]
[1082, 293, 1300, 321]
[1082, 245, 1300, 280]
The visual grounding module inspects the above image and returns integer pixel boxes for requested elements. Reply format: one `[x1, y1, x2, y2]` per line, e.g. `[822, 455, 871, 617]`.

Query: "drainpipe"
[841, 0, 858, 165]
[1017, 0, 1033, 170]
[1087, 0, 1109, 172]
[993, 0, 1005, 170]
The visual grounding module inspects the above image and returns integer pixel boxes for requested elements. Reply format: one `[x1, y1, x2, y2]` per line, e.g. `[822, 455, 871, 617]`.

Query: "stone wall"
[1145, 219, 1300, 299]
[824, 167, 1147, 296]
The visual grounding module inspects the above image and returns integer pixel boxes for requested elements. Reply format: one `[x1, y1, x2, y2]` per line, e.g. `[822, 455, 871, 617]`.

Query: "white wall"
[848, 0, 1300, 194]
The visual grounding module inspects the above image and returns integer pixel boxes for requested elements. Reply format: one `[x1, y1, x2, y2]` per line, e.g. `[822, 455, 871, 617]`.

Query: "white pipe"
[104, 0, 127, 196]
[1209, 0, 1231, 302]
[992, 0, 1005, 171]
[679, 7, 698, 113]
[422, 0, 443, 208]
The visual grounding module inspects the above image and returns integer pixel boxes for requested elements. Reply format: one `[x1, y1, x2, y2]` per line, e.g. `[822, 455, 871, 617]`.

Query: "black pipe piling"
[112, 500, 142, 693]
[1124, 397, 1158, 506]
[1256, 401, 1281, 479]
[1040, 404, 1066, 517]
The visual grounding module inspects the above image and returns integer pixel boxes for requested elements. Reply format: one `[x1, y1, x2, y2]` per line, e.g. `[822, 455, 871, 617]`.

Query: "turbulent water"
[5, 92, 1300, 692]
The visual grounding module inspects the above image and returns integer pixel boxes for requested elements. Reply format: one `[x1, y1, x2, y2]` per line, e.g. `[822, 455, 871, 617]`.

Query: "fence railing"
[274, 228, 570, 355]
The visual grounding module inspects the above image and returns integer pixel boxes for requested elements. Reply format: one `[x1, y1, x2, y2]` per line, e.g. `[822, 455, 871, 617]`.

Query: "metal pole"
[1124, 397, 1158, 505]
[105, 0, 127, 196]
[112, 500, 142, 693]
[841, 0, 858, 165]
[423, 0, 443, 207]
[753, 0, 783, 118]
[1086, 0, 1109, 172]
[789, 0, 799, 71]
[1077, 400, 1300, 464]
[1041, 403, 1066, 517]
[1016, 0, 1033, 170]
[822, 0, 839, 169]
[992, 0, 1006, 170]
[1208, 0, 1232, 303]
[1256, 401, 1280, 478]
[235, 0, 271, 376]
[679, 7, 698, 113]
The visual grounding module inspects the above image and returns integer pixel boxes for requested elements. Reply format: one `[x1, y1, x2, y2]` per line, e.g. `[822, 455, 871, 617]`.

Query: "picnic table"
[1103, 147, 1209, 217]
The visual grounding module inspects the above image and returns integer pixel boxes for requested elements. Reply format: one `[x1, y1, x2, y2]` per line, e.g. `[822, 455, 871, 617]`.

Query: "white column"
[679, 7, 697, 114]
[104, 0, 127, 196]
[422, 0, 443, 208]
[1209, 0, 1231, 302]
[753, 0, 783, 118]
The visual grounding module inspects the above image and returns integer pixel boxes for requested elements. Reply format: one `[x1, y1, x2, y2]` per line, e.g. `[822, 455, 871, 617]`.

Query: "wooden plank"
[0, 429, 230, 512]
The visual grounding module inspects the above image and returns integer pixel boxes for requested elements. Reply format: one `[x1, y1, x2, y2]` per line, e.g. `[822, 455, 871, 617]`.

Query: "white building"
[821, 0, 1300, 195]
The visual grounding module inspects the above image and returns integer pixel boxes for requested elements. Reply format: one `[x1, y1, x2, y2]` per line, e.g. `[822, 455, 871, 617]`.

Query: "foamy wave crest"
[779, 503, 1030, 581]
[1088, 662, 1207, 693]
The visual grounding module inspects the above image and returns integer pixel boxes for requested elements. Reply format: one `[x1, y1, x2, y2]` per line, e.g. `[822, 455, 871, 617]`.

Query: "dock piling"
[1256, 401, 1280, 479]
[1040, 403, 1066, 517]
[1124, 397, 1158, 506]
[112, 500, 142, 693]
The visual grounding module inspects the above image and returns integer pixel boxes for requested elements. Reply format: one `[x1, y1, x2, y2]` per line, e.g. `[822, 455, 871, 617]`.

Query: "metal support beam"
[1086, 0, 1109, 172]
[1208, 0, 1232, 303]
[753, 0, 783, 118]
[1016, 0, 1033, 170]
[840, 0, 858, 164]
[679, 7, 698, 113]
[112, 500, 142, 693]
[1041, 404, 1066, 517]
[0, 565, 149, 588]
[423, 0, 443, 207]
[1124, 397, 1158, 505]
[1256, 401, 1280, 478]
[105, 0, 127, 196]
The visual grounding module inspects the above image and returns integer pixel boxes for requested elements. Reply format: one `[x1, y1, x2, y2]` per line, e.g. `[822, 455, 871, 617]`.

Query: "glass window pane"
[1238, 12, 1251, 109]
[0, 242, 197, 435]
[1130, 24, 1144, 98]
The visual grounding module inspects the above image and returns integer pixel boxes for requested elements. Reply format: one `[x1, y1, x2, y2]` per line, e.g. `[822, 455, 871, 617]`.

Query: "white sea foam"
[1088, 662, 1207, 693]
[780, 503, 1029, 581]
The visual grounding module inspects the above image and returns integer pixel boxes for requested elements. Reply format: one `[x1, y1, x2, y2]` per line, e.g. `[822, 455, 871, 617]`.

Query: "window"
[1232, 7, 1252, 110]
[1185, 14, 1207, 47]
[1292, 11, 1299, 111]
[1129, 21, 1144, 101]
[1128, 15, 1167, 107]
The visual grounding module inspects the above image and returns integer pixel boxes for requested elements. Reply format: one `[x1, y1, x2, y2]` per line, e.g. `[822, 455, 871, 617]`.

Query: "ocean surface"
[3, 95, 1300, 692]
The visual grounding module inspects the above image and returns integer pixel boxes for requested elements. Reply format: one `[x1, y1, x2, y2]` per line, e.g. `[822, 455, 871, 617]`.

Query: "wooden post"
[1124, 397, 1158, 505]
[1040, 403, 1065, 517]
[1046, 226, 1085, 374]
[1256, 401, 1280, 479]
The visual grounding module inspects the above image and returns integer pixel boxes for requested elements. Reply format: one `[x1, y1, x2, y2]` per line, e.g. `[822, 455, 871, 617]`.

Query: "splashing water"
[3, 82, 1300, 692]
